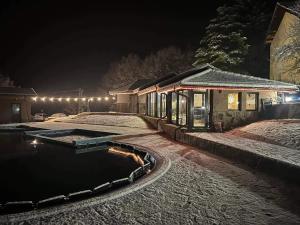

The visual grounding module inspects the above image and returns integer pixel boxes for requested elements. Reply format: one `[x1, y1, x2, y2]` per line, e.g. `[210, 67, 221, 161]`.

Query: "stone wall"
[212, 90, 277, 131]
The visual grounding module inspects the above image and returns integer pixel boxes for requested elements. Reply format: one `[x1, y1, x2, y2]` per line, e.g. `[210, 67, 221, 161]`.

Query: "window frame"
[227, 92, 242, 111]
[245, 92, 259, 111]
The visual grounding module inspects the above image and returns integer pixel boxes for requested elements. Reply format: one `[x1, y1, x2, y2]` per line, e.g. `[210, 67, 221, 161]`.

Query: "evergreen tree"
[194, 0, 271, 75]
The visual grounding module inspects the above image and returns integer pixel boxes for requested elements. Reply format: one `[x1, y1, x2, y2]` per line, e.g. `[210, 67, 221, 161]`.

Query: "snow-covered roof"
[160, 65, 298, 91]
[0, 87, 37, 96]
[109, 79, 151, 95]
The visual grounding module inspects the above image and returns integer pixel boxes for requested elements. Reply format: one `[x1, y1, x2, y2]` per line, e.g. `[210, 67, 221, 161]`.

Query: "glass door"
[193, 93, 206, 127]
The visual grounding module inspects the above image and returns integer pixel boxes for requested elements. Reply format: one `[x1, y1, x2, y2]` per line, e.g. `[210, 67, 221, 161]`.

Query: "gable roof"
[176, 67, 298, 91]
[138, 72, 177, 91]
[0, 87, 37, 96]
[266, 1, 300, 43]
[109, 79, 152, 95]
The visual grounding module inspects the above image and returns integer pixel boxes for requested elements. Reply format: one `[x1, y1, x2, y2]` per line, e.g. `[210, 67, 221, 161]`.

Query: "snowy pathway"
[2, 134, 300, 225]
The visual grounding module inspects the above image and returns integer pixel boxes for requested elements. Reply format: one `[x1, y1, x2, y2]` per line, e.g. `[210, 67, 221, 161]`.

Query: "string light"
[31, 96, 113, 103]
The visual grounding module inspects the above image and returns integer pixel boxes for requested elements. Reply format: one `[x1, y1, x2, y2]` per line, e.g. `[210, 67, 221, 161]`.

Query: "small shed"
[0, 87, 37, 124]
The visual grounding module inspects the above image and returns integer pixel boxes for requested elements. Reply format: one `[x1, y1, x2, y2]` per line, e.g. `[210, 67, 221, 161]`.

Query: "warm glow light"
[58, 98, 62, 102]
[66, 98, 70, 102]
[81, 98, 86, 101]
[49, 97, 54, 102]
[89, 98, 94, 102]
[74, 98, 78, 101]
[97, 97, 102, 101]
[41, 97, 46, 102]
[32, 97, 37, 101]
[285, 96, 293, 102]
[104, 97, 109, 101]
[112, 96, 116, 100]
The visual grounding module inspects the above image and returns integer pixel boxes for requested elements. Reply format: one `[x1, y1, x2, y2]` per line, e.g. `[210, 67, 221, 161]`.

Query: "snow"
[1, 124, 300, 224]
[236, 119, 300, 150]
[54, 114, 151, 129]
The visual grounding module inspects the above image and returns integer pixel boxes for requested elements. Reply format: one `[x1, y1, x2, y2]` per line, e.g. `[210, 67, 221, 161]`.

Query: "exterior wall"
[114, 94, 131, 113]
[270, 12, 300, 84]
[114, 94, 139, 113]
[212, 90, 277, 131]
[138, 94, 147, 115]
[0, 96, 32, 124]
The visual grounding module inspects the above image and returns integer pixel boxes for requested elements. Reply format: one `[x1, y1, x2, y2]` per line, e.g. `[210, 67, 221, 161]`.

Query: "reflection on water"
[109, 147, 144, 166]
[0, 132, 141, 203]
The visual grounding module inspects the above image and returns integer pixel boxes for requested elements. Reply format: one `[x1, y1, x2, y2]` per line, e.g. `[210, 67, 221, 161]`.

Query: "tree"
[100, 46, 194, 91]
[0, 74, 15, 87]
[194, 0, 271, 75]
[272, 1, 300, 84]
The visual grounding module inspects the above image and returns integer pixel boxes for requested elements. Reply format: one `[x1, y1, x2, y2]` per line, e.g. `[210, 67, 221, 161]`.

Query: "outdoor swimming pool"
[0, 129, 154, 214]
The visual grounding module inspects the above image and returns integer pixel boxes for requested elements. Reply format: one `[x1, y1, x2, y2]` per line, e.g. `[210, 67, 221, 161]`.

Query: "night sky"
[0, 0, 267, 94]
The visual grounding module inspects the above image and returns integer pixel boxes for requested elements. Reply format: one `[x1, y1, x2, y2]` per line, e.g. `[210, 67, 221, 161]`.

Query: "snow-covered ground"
[233, 119, 300, 150]
[55, 114, 151, 129]
[3, 134, 300, 224]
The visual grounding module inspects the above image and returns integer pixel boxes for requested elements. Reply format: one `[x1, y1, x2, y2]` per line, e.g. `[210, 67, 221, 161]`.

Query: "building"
[109, 79, 152, 113]
[0, 87, 37, 124]
[110, 64, 298, 131]
[266, 1, 300, 84]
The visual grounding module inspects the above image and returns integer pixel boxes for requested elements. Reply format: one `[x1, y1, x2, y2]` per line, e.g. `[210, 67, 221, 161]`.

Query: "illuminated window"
[150, 92, 156, 117]
[178, 91, 188, 126]
[157, 93, 161, 118]
[246, 93, 258, 110]
[228, 93, 240, 110]
[161, 94, 167, 118]
[171, 92, 177, 123]
[193, 93, 206, 127]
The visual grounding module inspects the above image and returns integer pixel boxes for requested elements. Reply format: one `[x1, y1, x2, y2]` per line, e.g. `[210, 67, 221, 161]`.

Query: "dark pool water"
[0, 132, 141, 203]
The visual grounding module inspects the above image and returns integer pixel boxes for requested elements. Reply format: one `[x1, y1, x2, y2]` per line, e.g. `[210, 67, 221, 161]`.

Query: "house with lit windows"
[110, 64, 298, 131]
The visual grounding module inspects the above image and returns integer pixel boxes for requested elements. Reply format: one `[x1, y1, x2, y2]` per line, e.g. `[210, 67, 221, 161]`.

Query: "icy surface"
[2, 134, 300, 224]
[238, 119, 300, 150]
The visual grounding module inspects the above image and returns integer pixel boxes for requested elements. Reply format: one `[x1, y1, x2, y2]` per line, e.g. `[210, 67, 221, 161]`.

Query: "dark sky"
[0, 0, 242, 93]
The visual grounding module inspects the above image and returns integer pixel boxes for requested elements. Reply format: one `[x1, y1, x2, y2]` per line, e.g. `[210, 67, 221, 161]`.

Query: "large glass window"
[178, 95, 187, 126]
[171, 92, 177, 124]
[246, 93, 258, 110]
[150, 92, 156, 117]
[161, 94, 167, 118]
[147, 92, 157, 117]
[178, 91, 188, 126]
[228, 93, 240, 110]
[157, 93, 161, 118]
[193, 93, 206, 127]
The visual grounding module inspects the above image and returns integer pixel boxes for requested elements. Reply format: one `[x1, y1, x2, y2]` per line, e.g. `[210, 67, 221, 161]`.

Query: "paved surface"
[1, 133, 300, 225]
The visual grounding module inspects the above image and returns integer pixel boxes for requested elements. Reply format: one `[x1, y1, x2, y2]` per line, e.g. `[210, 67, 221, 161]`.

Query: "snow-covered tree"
[0, 74, 15, 87]
[100, 46, 194, 90]
[194, 0, 270, 75]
